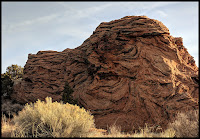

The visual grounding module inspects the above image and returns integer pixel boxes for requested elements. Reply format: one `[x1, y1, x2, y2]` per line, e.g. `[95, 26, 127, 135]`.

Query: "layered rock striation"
[12, 16, 199, 131]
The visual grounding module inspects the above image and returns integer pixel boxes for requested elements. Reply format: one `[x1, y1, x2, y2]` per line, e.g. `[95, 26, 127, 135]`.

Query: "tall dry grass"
[100, 124, 175, 137]
[1, 113, 15, 137]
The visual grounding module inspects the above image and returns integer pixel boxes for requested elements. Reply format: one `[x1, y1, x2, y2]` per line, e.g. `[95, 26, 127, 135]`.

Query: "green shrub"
[168, 109, 199, 138]
[5, 64, 23, 80]
[62, 81, 78, 105]
[1, 64, 24, 99]
[12, 97, 95, 137]
[1, 74, 14, 99]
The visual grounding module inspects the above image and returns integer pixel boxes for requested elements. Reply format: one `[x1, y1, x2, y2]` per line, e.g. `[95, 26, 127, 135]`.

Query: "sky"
[1, 1, 199, 73]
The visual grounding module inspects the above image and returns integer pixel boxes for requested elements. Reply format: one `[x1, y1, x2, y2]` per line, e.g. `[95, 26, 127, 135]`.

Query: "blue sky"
[1, 1, 199, 73]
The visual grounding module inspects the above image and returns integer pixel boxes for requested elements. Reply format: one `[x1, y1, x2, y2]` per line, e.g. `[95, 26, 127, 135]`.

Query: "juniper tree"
[62, 81, 78, 105]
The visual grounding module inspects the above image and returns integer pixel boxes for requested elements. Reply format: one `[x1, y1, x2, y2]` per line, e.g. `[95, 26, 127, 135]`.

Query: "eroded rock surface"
[12, 16, 199, 131]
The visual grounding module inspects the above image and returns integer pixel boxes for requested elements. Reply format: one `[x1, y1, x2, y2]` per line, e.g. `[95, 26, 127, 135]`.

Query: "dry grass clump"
[87, 124, 175, 137]
[1, 114, 15, 137]
[12, 97, 95, 137]
[131, 124, 175, 137]
[168, 109, 199, 138]
[102, 124, 175, 137]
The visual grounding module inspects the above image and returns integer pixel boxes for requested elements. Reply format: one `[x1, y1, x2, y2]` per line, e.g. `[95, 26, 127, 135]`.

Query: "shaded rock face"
[12, 16, 199, 131]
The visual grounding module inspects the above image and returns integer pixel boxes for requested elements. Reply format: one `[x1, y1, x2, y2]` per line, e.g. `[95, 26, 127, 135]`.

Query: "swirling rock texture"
[12, 16, 199, 132]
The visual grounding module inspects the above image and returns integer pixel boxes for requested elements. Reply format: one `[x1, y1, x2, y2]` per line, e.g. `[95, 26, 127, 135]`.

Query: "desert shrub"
[5, 64, 23, 80]
[168, 109, 199, 138]
[1, 64, 23, 99]
[12, 97, 95, 137]
[1, 74, 14, 99]
[1, 99, 24, 118]
[62, 81, 78, 105]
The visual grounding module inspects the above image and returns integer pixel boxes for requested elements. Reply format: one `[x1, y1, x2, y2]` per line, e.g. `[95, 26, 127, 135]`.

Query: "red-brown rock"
[12, 16, 199, 132]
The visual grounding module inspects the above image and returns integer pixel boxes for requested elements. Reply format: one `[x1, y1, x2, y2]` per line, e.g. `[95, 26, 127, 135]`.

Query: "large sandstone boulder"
[12, 16, 199, 131]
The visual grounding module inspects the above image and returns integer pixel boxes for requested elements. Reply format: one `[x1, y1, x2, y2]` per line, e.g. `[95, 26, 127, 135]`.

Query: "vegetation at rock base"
[168, 109, 199, 137]
[11, 97, 95, 137]
[1, 74, 14, 99]
[1, 114, 16, 137]
[1, 97, 198, 138]
[62, 81, 78, 105]
[1, 64, 24, 118]
[1, 64, 24, 99]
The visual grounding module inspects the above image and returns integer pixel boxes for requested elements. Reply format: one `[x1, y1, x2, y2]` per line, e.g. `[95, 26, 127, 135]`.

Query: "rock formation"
[12, 16, 199, 131]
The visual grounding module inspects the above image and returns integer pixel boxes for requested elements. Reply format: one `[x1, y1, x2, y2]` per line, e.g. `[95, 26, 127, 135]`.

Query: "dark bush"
[1, 99, 24, 118]
[1, 74, 14, 99]
[62, 81, 78, 105]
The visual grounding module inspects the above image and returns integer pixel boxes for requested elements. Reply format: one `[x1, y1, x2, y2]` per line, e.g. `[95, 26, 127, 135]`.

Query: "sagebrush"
[12, 97, 95, 137]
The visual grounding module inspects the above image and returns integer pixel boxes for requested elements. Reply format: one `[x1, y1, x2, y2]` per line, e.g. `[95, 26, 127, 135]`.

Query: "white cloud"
[155, 10, 168, 17]
[3, 13, 58, 33]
